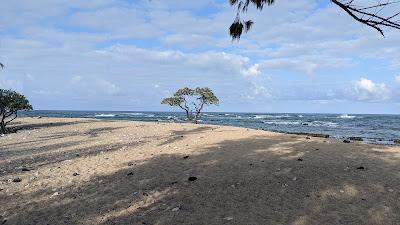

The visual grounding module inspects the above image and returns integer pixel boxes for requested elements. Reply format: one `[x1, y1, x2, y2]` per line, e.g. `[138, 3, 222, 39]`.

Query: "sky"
[0, 0, 400, 114]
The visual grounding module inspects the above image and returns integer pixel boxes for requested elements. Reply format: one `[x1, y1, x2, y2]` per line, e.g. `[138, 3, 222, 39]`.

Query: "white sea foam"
[339, 114, 355, 119]
[255, 115, 291, 119]
[95, 114, 116, 117]
[262, 120, 301, 125]
[309, 121, 338, 127]
[121, 112, 144, 116]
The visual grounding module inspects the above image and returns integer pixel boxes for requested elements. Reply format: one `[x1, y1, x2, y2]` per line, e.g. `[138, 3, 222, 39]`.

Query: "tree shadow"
[158, 126, 215, 146]
[2, 133, 400, 225]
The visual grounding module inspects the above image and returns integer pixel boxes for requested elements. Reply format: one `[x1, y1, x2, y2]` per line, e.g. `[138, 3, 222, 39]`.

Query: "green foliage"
[161, 87, 219, 123]
[0, 89, 32, 134]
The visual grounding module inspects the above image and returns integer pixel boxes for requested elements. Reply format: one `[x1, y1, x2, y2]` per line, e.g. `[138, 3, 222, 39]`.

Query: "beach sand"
[1, 117, 400, 225]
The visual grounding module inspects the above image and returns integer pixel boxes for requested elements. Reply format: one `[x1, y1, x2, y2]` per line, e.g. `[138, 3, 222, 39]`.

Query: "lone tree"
[229, 0, 400, 40]
[0, 89, 32, 134]
[161, 87, 219, 123]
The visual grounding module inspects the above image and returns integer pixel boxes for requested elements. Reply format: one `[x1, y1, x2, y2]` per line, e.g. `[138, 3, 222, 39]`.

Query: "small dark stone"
[72, 172, 80, 176]
[357, 166, 365, 170]
[297, 158, 303, 162]
[127, 172, 134, 176]
[343, 140, 351, 143]
[315, 148, 319, 151]
[249, 163, 253, 166]
[128, 163, 134, 166]
[180, 135, 184, 138]
[188, 176, 197, 182]
[2, 219, 7, 224]
[302, 123, 309, 126]
[183, 156, 189, 159]
[12, 178, 22, 182]
[143, 192, 149, 196]
[306, 137, 311, 140]
[21, 168, 31, 172]
[261, 160, 265, 162]
[0, 188, 3, 191]
[394, 139, 400, 144]
[171, 181, 178, 185]
[75, 153, 80, 156]
[361, 198, 366, 201]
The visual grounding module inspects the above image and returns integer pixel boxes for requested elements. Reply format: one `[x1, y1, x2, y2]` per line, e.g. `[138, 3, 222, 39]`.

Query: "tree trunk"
[0, 121, 6, 134]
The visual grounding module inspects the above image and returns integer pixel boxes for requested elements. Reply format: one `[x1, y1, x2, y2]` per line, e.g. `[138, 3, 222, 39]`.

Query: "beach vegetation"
[161, 87, 219, 123]
[0, 89, 32, 134]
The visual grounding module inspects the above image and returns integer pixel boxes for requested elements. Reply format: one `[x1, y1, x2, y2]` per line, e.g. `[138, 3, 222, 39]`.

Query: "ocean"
[20, 110, 400, 144]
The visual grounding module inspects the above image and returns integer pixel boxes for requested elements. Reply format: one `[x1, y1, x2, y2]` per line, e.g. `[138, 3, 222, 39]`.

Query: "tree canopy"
[229, 0, 400, 40]
[0, 89, 32, 134]
[161, 87, 219, 123]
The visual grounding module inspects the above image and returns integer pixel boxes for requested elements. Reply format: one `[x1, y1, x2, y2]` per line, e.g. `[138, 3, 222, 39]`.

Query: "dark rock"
[394, 139, 400, 144]
[249, 163, 253, 166]
[357, 166, 365, 170]
[183, 156, 189, 159]
[12, 178, 22, 182]
[171, 181, 178, 185]
[128, 163, 134, 166]
[285, 131, 329, 138]
[315, 148, 319, 151]
[343, 140, 351, 143]
[302, 123, 309, 126]
[127, 172, 134, 176]
[188, 176, 197, 182]
[75, 153, 80, 157]
[349, 137, 363, 141]
[21, 168, 31, 172]
[72, 172, 80, 176]
[2, 219, 7, 224]
[143, 192, 149, 196]
[297, 158, 303, 162]
[306, 137, 311, 140]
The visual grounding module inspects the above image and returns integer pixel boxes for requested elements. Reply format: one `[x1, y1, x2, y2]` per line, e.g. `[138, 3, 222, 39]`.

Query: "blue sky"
[0, 0, 400, 114]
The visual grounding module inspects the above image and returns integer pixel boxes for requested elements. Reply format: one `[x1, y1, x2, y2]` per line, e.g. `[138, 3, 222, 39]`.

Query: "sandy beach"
[1, 117, 400, 225]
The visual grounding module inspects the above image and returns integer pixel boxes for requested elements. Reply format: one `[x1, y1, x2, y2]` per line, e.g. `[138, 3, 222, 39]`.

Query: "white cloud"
[395, 75, 400, 84]
[242, 64, 261, 77]
[353, 78, 389, 101]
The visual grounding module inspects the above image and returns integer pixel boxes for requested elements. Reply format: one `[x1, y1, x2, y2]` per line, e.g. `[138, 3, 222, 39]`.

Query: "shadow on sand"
[2, 125, 400, 225]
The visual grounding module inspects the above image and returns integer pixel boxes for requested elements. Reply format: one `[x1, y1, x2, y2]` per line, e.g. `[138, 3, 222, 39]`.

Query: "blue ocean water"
[20, 110, 400, 143]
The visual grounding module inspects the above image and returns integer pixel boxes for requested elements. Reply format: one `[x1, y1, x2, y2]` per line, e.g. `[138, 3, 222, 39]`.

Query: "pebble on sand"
[12, 178, 22, 182]
[188, 177, 197, 182]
